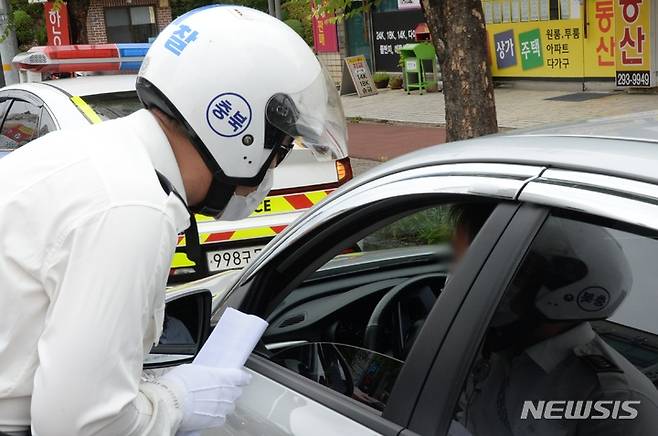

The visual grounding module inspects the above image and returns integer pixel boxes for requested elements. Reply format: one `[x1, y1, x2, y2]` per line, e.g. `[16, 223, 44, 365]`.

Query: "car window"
[261, 201, 498, 412]
[38, 108, 57, 137]
[0, 100, 40, 150]
[454, 213, 658, 435]
[82, 91, 143, 120]
[356, 206, 453, 252]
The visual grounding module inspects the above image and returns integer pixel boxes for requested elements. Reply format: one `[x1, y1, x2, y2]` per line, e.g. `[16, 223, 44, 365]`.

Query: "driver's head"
[449, 202, 496, 263]
[485, 218, 633, 353]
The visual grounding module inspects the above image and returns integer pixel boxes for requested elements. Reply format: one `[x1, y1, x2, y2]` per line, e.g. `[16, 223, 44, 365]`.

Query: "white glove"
[161, 364, 251, 432]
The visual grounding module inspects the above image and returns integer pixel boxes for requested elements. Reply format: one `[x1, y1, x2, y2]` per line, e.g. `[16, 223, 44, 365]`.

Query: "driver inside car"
[447, 204, 658, 436]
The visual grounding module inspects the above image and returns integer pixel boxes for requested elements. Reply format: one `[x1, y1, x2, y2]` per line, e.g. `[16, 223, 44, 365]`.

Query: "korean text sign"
[583, 0, 616, 78]
[615, 0, 654, 87]
[487, 20, 584, 78]
[311, 3, 339, 53]
[372, 9, 424, 71]
[44, 1, 70, 46]
[344, 55, 377, 97]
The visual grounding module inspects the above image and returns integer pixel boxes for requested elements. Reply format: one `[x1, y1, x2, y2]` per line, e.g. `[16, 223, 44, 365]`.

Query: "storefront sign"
[44, 1, 70, 46]
[311, 6, 338, 53]
[494, 29, 517, 68]
[340, 55, 377, 97]
[583, 0, 615, 78]
[372, 9, 425, 71]
[487, 20, 583, 77]
[519, 28, 543, 69]
[615, 0, 654, 87]
[484, 0, 620, 80]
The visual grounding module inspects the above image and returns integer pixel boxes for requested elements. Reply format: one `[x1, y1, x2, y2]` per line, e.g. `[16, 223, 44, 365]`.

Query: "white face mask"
[216, 169, 273, 221]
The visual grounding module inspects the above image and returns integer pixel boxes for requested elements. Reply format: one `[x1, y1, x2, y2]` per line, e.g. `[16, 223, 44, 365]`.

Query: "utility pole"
[274, 0, 282, 19]
[0, 0, 18, 86]
[268, 0, 275, 16]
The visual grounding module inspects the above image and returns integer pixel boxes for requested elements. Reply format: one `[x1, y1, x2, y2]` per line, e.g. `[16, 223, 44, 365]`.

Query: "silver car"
[161, 112, 658, 436]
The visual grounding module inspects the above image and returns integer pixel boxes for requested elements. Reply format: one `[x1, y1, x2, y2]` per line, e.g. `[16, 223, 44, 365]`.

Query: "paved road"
[348, 122, 446, 162]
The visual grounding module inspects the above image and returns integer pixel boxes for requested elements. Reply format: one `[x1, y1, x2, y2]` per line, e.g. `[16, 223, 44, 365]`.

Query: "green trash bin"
[399, 42, 437, 94]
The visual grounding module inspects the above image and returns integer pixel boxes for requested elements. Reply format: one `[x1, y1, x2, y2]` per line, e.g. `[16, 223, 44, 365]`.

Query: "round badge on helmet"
[577, 286, 610, 312]
[206, 92, 253, 138]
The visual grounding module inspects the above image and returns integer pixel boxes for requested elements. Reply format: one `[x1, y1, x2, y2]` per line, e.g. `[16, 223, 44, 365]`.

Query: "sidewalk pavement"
[342, 87, 658, 129]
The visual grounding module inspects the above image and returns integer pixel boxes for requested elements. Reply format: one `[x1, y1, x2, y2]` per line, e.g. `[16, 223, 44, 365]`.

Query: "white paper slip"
[193, 307, 269, 368]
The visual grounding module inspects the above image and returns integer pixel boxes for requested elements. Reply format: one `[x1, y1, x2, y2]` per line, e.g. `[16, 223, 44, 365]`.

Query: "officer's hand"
[161, 363, 251, 431]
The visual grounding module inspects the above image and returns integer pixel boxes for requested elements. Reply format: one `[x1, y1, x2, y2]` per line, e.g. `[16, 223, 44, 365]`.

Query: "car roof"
[38, 74, 136, 96]
[359, 112, 658, 188]
[511, 110, 658, 143]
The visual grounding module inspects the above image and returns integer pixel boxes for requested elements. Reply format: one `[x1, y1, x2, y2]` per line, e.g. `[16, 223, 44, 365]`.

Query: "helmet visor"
[266, 67, 348, 161]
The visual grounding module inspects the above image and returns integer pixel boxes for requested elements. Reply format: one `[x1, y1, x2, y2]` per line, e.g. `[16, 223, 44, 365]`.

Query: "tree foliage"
[282, 0, 313, 46]
[8, 0, 47, 49]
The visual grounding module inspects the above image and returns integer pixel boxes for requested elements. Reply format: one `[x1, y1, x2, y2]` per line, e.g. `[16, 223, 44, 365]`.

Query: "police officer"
[0, 6, 347, 436]
[458, 217, 658, 435]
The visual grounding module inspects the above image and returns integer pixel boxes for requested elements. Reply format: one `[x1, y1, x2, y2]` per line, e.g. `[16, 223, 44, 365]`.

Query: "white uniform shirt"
[0, 109, 190, 435]
[462, 322, 658, 436]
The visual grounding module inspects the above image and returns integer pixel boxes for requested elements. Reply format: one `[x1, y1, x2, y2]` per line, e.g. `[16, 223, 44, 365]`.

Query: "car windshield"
[82, 91, 143, 121]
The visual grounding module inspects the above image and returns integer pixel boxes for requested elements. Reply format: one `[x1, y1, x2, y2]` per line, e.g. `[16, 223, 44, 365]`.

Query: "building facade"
[86, 0, 172, 45]
[325, 0, 658, 90]
[484, 0, 657, 89]
[310, 0, 425, 83]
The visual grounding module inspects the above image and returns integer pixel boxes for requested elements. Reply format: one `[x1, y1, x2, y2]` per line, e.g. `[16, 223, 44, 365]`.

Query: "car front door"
[410, 169, 658, 436]
[208, 163, 544, 435]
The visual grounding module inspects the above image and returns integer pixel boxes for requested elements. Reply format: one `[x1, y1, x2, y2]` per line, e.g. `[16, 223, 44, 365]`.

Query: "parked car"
[4, 44, 352, 283]
[164, 112, 658, 435]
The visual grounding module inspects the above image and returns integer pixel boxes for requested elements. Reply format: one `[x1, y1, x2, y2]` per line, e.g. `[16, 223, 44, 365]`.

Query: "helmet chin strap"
[190, 175, 236, 217]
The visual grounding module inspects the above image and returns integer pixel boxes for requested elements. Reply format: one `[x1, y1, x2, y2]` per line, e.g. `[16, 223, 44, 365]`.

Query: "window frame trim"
[407, 202, 550, 435]
[231, 195, 521, 432]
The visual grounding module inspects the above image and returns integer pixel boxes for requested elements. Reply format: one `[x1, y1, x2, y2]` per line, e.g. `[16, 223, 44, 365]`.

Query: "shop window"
[482, 0, 580, 24]
[105, 6, 157, 43]
[550, 0, 560, 19]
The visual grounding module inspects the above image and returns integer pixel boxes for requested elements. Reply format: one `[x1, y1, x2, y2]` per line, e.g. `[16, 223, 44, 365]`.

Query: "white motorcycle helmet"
[485, 217, 632, 352]
[492, 217, 632, 326]
[136, 5, 348, 219]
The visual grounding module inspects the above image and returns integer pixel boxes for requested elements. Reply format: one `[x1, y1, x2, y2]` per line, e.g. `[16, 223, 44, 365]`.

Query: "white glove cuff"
[141, 378, 188, 426]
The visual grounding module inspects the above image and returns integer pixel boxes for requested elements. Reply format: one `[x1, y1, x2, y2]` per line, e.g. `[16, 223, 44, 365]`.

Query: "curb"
[346, 116, 445, 128]
[347, 116, 518, 132]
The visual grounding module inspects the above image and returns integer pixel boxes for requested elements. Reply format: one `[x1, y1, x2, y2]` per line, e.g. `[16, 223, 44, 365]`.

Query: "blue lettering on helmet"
[206, 93, 253, 138]
[165, 24, 199, 56]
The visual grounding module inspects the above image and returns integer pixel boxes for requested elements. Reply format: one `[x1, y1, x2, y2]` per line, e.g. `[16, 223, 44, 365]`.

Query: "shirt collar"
[525, 322, 596, 373]
[124, 109, 188, 204]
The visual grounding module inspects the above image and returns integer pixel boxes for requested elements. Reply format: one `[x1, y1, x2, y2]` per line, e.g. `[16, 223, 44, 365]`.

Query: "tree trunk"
[66, 0, 90, 44]
[421, 0, 498, 142]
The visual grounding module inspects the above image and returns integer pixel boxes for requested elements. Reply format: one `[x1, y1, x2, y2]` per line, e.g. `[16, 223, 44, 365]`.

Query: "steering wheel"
[364, 273, 444, 360]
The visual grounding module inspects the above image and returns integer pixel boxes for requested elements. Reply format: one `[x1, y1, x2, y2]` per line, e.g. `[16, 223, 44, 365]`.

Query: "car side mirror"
[144, 289, 212, 369]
